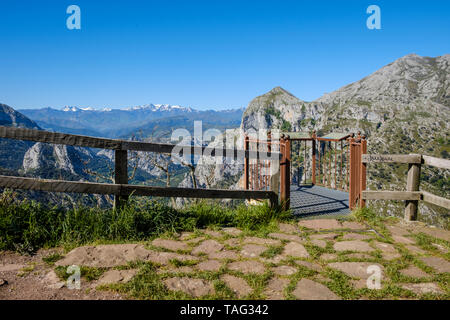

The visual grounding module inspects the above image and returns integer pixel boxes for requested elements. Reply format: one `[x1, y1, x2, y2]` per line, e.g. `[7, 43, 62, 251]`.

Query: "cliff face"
[241, 87, 324, 132]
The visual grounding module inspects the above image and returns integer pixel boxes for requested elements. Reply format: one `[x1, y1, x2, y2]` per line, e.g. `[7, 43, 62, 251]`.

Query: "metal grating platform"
[290, 185, 350, 218]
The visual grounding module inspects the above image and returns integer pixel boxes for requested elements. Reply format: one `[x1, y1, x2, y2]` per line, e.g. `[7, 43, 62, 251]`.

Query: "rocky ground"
[1, 218, 449, 300]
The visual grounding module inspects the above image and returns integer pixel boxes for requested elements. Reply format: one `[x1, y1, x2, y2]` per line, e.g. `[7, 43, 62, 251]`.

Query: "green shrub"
[0, 191, 289, 253]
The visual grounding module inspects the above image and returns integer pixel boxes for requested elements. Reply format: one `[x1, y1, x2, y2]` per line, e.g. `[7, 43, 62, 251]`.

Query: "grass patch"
[42, 253, 63, 266]
[54, 265, 106, 282]
[352, 206, 390, 238]
[0, 191, 289, 253]
[169, 259, 198, 268]
[260, 245, 284, 259]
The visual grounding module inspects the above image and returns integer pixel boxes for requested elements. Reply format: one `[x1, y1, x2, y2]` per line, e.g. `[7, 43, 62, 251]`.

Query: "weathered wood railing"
[0, 126, 282, 208]
[361, 153, 450, 221]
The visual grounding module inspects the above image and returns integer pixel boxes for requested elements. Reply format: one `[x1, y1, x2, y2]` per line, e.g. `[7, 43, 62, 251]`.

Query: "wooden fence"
[361, 153, 450, 221]
[0, 126, 281, 208]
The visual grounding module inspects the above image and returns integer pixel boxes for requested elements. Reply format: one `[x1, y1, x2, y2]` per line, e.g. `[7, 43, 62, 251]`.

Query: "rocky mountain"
[239, 53, 449, 227]
[20, 104, 244, 139]
[0, 104, 41, 171]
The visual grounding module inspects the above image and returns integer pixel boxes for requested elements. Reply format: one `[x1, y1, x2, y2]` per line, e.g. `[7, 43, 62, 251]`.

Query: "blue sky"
[1, 0, 449, 110]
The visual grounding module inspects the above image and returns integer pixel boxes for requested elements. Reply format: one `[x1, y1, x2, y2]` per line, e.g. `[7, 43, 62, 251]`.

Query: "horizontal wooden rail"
[422, 155, 450, 170]
[362, 190, 450, 210]
[0, 175, 278, 205]
[421, 191, 450, 210]
[0, 126, 281, 160]
[362, 153, 450, 221]
[362, 154, 422, 164]
[362, 191, 422, 201]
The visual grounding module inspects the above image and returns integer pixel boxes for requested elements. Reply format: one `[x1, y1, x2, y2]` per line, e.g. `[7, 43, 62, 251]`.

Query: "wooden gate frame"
[348, 132, 367, 210]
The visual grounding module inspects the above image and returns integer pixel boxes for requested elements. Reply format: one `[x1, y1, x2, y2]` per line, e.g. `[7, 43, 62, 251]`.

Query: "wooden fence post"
[360, 136, 367, 208]
[312, 131, 316, 185]
[114, 149, 128, 209]
[244, 135, 249, 190]
[280, 135, 286, 209]
[405, 154, 421, 221]
[280, 136, 291, 211]
[348, 134, 356, 210]
[268, 131, 280, 208]
[285, 136, 291, 210]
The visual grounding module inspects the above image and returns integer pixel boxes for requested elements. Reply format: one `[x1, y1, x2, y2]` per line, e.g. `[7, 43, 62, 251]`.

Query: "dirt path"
[0, 249, 123, 300]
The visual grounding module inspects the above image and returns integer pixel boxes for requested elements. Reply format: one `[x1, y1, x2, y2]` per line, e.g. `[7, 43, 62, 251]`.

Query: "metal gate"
[244, 131, 366, 211]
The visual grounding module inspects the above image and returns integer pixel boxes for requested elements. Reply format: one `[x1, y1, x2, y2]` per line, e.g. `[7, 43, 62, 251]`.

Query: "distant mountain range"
[19, 104, 244, 139]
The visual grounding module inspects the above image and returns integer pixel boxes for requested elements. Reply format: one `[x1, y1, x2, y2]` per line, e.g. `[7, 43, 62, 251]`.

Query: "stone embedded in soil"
[392, 235, 415, 244]
[192, 240, 224, 255]
[268, 233, 303, 243]
[373, 241, 397, 253]
[333, 240, 374, 253]
[55, 244, 154, 268]
[186, 237, 205, 245]
[147, 251, 198, 265]
[222, 227, 242, 236]
[292, 278, 340, 300]
[387, 224, 410, 237]
[97, 269, 137, 285]
[163, 277, 214, 297]
[244, 237, 281, 246]
[196, 260, 221, 272]
[178, 232, 194, 241]
[341, 221, 367, 230]
[227, 261, 266, 275]
[43, 270, 65, 289]
[264, 277, 289, 300]
[224, 238, 241, 247]
[0, 279, 7, 287]
[415, 226, 450, 242]
[272, 265, 297, 276]
[345, 253, 374, 260]
[221, 274, 252, 298]
[310, 233, 338, 240]
[431, 243, 448, 254]
[203, 230, 223, 238]
[382, 252, 402, 261]
[298, 219, 342, 231]
[240, 244, 267, 258]
[294, 260, 322, 272]
[209, 250, 239, 260]
[320, 253, 338, 261]
[350, 279, 369, 290]
[278, 223, 300, 234]
[399, 266, 429, 278]
[400, 283, 444, 295]
[0, 264, 25, 272]
[342, 233, 371, 241]
[328, 262, 384, 279]
[420, 256, 450, 273]
[310, 240, 327, 248]
[260, 254, 286, 264]
[152, 239, 189, 252]
[159, 266, 194, 274]
[283, 242, 309, 258]
[405, 245, 426, 255]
